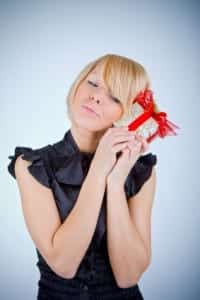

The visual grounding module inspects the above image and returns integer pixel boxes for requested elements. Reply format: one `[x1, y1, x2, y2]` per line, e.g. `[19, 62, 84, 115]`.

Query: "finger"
[105, 126, 128, 136]
[141, 139, 149, 153]
[122, 146, 130, 157]
[135, 134, 144, 141]
[128, 137, 142, 148]
[126, 141, 141, 157]
[111, 133, 136, 146]
[111, 141, 130, 154]
[134, 135, 146, 151]
[136, 135, 149, 152]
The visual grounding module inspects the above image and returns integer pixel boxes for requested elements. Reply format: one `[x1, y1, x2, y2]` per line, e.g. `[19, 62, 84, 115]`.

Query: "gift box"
[113, 89, 180, 143]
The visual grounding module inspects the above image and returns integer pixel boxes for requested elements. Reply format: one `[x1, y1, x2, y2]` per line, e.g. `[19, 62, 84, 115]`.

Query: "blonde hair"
[66, 53, 158, 125]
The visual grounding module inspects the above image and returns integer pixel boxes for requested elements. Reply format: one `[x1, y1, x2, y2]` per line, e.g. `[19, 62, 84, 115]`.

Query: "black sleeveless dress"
[7, 129, 157, 300]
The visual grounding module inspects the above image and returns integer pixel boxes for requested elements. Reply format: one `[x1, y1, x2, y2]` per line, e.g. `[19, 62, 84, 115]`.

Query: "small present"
[113, 89, 180, 143]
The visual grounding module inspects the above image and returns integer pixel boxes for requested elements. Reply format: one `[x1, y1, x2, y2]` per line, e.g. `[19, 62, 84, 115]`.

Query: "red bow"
[129, 89, 180, 142]
[134, 89, 154, 111]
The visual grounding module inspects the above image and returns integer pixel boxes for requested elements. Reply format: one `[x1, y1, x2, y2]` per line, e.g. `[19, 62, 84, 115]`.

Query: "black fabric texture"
[7, 129, 157, 299]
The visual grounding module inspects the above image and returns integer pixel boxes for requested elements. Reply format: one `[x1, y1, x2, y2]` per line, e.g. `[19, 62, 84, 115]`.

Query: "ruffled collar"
[51, 129, 96, 186]
[63, 129, 96, 158]
[52, 129, 95, 158]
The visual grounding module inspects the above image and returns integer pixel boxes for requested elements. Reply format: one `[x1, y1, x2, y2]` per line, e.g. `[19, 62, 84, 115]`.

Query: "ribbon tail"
[161, 119, 180, 137]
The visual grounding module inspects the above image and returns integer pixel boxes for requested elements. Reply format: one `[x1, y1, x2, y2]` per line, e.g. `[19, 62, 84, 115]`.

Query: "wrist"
[88, 162, 107, 186]
[106, 175, 125, 190]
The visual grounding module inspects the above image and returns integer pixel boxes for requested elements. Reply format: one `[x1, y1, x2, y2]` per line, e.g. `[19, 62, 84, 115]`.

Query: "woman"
[8, 53, 157, 299]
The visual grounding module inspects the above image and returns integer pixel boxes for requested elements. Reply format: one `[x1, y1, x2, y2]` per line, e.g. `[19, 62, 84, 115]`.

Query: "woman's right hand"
[90, 126, 136, 179]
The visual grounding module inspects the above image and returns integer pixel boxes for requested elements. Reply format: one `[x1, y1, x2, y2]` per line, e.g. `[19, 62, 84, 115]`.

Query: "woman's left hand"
[107, 133, 149, 186]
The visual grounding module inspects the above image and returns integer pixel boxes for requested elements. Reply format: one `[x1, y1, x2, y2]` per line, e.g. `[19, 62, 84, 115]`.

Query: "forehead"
[89, 64, 104, 79]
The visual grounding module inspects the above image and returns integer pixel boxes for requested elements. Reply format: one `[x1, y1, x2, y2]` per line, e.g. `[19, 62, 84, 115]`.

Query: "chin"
[73, 117, 100, 132]
[72, 110, 112, 132]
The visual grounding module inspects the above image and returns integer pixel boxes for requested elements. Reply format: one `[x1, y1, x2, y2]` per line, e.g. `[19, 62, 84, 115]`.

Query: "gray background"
[1, 0, 199, 299]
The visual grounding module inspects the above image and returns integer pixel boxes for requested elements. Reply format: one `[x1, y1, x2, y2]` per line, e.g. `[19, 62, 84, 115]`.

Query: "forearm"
[52, 164, 106, 278]
[106, 182, 149, 287]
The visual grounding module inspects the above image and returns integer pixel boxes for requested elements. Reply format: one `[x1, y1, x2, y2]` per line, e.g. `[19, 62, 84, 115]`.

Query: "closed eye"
[111, 96, 121, 103]
[87, 80, 98, 87]
[87, 80, 121, 104]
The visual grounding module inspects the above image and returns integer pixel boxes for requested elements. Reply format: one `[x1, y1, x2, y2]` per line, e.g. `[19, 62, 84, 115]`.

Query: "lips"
[82, 105, 99, 117]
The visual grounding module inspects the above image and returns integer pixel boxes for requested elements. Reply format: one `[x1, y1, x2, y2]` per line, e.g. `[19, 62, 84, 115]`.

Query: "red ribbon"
[134, 89, 154, 111]
[128, 89, 180, 142]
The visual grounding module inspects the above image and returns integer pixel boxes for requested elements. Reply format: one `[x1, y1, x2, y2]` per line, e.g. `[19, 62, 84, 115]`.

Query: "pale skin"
[14, 62, 156, 288]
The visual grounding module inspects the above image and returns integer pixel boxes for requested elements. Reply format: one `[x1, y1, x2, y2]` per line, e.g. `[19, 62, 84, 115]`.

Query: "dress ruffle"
[7, 145, 52, 188]
[124, 152, 157, 198]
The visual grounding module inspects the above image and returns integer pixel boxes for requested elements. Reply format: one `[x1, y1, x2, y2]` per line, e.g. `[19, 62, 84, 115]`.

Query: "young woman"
[8, 54, 157, 299]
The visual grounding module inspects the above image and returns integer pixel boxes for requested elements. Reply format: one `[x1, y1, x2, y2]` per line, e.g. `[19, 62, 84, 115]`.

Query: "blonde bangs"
[101, 55, 151, 117]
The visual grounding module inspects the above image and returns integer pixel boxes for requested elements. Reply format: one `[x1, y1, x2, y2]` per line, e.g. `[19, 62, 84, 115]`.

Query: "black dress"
[7, 129, 157, 300]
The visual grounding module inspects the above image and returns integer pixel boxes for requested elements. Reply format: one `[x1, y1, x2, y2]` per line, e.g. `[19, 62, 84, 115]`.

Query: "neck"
[70, 125, 107, 154]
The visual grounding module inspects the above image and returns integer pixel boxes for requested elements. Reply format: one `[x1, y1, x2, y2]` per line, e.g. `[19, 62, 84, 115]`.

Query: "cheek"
[74, 85, 88, 101]
[104, 105, 123, 121]
[75, 89, 83, 100]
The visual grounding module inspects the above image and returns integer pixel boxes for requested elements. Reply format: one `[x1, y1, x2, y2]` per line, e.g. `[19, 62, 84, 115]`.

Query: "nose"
[90, 84, 109, 104]
[89, 94, 100, 104]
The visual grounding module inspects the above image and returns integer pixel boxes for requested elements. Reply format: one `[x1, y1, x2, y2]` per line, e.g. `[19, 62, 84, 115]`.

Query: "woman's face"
[71, 64, 123, 131]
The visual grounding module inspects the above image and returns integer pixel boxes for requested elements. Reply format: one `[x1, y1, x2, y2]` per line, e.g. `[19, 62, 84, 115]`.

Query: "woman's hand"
[106, 133, 149, 186]
[90, 127, 140, 180]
